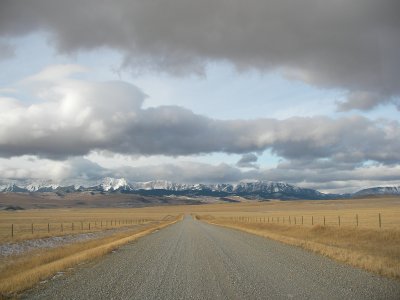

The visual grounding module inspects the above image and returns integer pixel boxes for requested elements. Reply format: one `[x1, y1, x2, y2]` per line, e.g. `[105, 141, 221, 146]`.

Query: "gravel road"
[24, 216, 400, 299]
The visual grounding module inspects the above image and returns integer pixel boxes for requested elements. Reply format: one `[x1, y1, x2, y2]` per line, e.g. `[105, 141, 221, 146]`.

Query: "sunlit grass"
[0, 208, 177, 242]
[0, 216, 181, 298]
[197, 211, 400, 280]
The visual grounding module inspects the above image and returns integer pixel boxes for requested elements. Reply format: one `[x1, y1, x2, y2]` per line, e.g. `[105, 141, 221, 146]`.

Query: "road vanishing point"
[25, 216, 400, 299]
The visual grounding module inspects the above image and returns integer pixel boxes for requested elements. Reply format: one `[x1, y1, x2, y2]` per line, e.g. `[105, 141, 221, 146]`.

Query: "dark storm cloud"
[1, 0, 399, 110]
[1, 68, 400, 164]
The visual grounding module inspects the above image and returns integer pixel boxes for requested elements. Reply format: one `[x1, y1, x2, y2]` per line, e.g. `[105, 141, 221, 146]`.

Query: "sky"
[0, 0, 399, 193]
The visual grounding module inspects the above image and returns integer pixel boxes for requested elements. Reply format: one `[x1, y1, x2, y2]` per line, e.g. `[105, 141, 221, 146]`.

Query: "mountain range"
[1, 177, 399, 200]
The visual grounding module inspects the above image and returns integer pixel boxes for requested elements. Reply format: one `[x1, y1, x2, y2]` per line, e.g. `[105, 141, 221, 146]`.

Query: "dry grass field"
[192, 197, 400, 229]
[194, 197, 400, 280]
[0, 207, 181, 298]
[0, 207, 179, 242]
[0, 192, 207, 210]
[0, 220, 181, 297]
[0, 196, 399, 296]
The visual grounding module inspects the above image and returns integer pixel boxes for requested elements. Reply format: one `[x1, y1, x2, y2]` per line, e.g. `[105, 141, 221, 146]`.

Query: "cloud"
[0, 156, 106, 183]
[0, 41, 14, 61]
[1, 65, 400, 165]
[236, 153, 259, 169]
[115, 162, 244, 185]
[337, 91, 389, 111]
[1, 0, 399, 110]
[254, 160, 400, 193]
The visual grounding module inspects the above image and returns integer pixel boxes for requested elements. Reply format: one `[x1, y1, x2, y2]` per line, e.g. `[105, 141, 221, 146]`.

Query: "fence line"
[224, 213, 389, 229]
[4, 218, 153, 238]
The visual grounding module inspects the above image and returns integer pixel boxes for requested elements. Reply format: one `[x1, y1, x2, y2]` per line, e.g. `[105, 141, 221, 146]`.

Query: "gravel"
[24, 216, 400, 299]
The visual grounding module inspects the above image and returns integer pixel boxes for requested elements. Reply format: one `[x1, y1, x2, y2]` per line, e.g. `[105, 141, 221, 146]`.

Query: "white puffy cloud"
[1, 65, 400, 165]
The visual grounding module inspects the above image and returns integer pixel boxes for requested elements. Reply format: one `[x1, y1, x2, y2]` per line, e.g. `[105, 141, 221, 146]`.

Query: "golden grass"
[197, 215, 400, 280]
[190, 197, 400, 280]
[0, 216, 181, 298]
[188, 197, 400, 229]
[0, 207, 177, 242]
[0, 197, 398, 296]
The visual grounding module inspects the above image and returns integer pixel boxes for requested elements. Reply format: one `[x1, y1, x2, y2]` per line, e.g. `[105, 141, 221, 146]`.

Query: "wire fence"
[1, 218, 153, 239]
[218, 212, 399, 229]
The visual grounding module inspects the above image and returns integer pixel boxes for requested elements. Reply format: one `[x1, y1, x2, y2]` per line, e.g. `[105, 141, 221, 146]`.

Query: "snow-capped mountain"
[130, 180, 194, 191]
[0, 179, 61, 193]
[0, 178, 332, 199]
[4, 178, 397, 200]
[353, 186, 400, 197]
[98, 177, 130, 192]
[25, 181, 60, 192]
[99, 179, 333, 199]
[1, 183, 29, 193]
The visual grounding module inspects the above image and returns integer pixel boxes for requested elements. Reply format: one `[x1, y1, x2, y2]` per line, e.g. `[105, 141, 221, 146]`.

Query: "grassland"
[0, 196, 399, 296]
[0, 207, 178, 242]
[194, 197, 400, 280]
[0, 207, 181, 298]
[191, 197, 400, 229]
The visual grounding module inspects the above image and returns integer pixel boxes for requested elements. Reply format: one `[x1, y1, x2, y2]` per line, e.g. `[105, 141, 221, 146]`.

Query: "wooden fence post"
[356, 214, 358, 227]
[323, 216, 326, 226]
[32, 223, 34, 234]
[48, 223, 50, 233]
[312, 216, 314, 225]
[11, 224, 14, 238]
[379, 213, 382, 228]
[338, 216, 340, 227]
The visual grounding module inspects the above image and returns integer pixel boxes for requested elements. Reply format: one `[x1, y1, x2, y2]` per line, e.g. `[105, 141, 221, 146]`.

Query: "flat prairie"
[0, 196, 399, 296]
[1, 196, 399, 242]
[193, 196, 400, 280]
[191, 196, 400, 229]
[0, 207, 180, 297]
[0, 206, 179, 242]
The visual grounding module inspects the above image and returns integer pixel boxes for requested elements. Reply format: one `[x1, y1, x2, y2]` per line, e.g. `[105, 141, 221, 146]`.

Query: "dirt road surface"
[24, 216, 400, 299]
